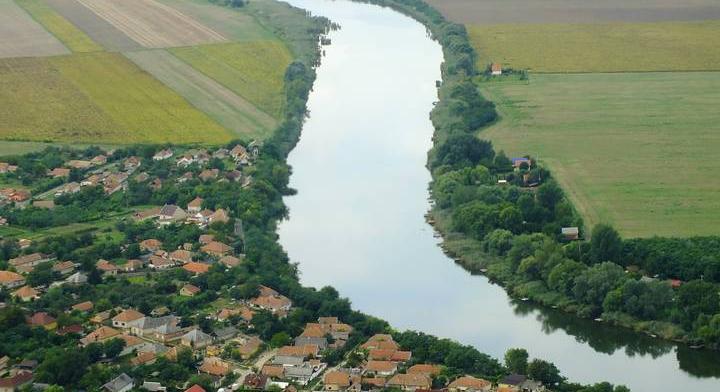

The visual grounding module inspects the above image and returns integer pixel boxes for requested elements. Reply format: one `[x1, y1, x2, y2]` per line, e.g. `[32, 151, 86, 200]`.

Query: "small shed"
[491, 63, 502, 76]
[561, 227, 580, 241]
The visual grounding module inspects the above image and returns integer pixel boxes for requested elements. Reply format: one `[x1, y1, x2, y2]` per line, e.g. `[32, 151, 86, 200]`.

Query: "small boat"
[479, 268, 488, 273]
[594, 318, 603, 322]
[520, 297, 529, 301]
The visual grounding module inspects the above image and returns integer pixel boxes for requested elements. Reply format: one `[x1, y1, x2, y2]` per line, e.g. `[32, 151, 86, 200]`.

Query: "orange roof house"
[180, 284, 201, 297]
[72, 301, 94, 312]
[324, 371, 351, 389]
[112, 309, 145, 329]
[28, 312, 57, 329]
[13, 285, 39, 302]
[448, 376, 492, 392]
[407, 364, 442, 376]
[183, 262, 210, 275]
[387, 373, 431, 390]
[0, 271, 26, 289]
[185, 385, 207, 392]
[365, 360, 398, 376]
[140, 239, 163, 252]
[362, 334, 400, 351]
[201, 241, 233, 257]
[80, 326, 121, 346]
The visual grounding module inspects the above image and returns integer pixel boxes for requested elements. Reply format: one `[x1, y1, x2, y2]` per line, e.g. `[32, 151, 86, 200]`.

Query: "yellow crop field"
[0, 53, 232, 144]
[469, 20, 720, 73]
[171, 40, 292, 119]
[16, 0, 102, 53]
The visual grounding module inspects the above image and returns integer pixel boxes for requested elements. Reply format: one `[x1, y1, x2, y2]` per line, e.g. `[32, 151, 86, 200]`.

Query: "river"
[276, 0, 720, 390]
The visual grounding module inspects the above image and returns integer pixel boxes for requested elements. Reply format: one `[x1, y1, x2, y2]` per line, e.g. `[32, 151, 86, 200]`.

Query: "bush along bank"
[354, 0, 720, 350]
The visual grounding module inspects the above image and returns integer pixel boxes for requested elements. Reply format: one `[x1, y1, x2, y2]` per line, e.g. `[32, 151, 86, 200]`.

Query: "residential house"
[230, 144, 248, 162]
[187, 197, 203, 213]
[201, 241, 232, 257]
[364, 361, 397, 377]
[387, 373, 431, 391]
[243, 374, 269, 390]
[81, 326, 121, 346]
[368, 349, 411, 363]
[9, 253, 54, 272]
[251, 291, 292, 316]
[511, 157, 531, 169]
[65, 271, 88, 285]
[141, 381, 167, 392]
[198, 169, 219, 182]
[183, 262, 210, 275]
[72, 301, 94, 313]
[180, 284, 201, 297]
[209, 208, 230, 224]
[133, 207, 161, 222]
[130, 315, 179, 337]
[112, 309, 146, 329]
[213, 327, 238, 342]
[235, 335, 262, 359]
[0, 271, 25, 289]
[0, 371, 33, 392]
[0, 163, 17, 174]
[131, 352, 157, 367]
[102, 373, 134, 392]
[12, 286, 39, 302]
[91, 155, 107, 166]
[216, 306, 254, 323]
[447, 376, 492, 392]
[57, 324, 83, 336]
[407, 364, 442, 377]
[123, 259, 144, 272]
[225, 170, 242, 182]
[261, 364, 285, 379]
[169, 249, 193, 264]
[361, 334, 399, 351]
[218, 255, 241, 268]
[324, 371, 351, 391]
[185, 385, 206, 392]
[199, 357, 231, 377]
[124, 156, 141, 171]
[490, 63, 503, 75]
[48, 167, 70, 178]
[158, 205, 187, 225]
[90, 311, 112, 325]
[149, 255, 176, 270]
[181, 329, 213, 349]
[153, 149, 173, 161]
[28, 312, 57, 330]
[213, 148, 229, 159]
[561, 227, 580, 241]
[176, 154, 195, 167]
[52, 261, 76, 275]
[96, 259, 120, 276]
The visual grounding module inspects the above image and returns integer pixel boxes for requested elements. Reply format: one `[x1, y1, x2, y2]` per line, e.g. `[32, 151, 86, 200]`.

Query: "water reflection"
[278, 0, 720, 390]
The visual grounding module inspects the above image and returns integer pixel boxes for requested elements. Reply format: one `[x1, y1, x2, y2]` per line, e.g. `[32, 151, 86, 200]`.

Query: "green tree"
[499, 206, 523, 233]
[572, 262, 626, 308]
[527, 359, 563, 387]
[269, 332, 291, 348]
[504, 348, 529, 374]
[589, 224, 622, 264]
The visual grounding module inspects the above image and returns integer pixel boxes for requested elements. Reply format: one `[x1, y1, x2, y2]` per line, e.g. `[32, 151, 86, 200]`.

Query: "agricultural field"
[44, 0, 142, 51]
[0, 0, 68, 58]
[480, 72, 720, 238]
[426, 0, 720, 25]
[74, 0, 227, 48]
[0, 53, 231, 144]
[125, 50, 277, 139]
[469, 20, 720, 73]
[171, 41, 293, 119]
[16, 0, 102, 52]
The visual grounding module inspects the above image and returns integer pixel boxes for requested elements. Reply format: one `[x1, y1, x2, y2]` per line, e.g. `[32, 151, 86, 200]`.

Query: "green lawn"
[468, 20, 720, 73]
[480, 72, 720, 238]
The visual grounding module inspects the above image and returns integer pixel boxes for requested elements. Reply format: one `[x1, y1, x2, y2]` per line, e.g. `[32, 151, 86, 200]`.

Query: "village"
[0, 143, 550, 392]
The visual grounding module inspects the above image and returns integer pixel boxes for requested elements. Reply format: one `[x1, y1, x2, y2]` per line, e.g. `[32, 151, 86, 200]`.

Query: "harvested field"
[44, 0, 141, 51]
[0, 53, 231, 144]
[0, 0, 68, 58]
[171, 41, 293, 119]
[427, 0, 720, 25]
[125, 50, 277, 139]
[75, 0, 226, 48]
[159, 0, 274, 42]
[469, 20, 720, 73]
[480, 72, 720, 238]
[16, 0, 102, 53]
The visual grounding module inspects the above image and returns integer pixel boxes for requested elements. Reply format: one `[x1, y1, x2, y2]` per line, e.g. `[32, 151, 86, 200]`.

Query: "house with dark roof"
[103, 373, 134, 392]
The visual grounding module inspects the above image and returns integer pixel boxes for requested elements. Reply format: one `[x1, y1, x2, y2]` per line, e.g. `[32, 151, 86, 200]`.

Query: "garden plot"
[0, 0, 68, 58]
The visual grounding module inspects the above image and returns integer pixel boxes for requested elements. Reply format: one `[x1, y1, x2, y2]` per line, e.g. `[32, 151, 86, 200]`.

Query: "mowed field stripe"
[75, 0, 226, 48]
[44, 0, 142, 51]
[15, 0, 103, 53]
[125, 49, 277, 139]
[0, 0, 69, 58]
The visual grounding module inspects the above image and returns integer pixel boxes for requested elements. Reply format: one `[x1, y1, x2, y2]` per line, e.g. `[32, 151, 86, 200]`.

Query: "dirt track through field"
[427, 0, 720, 24]
[75, 0, 227, 48]
[125, 49, 276, 138]
[44, 0, 141, 51]
[0, 0, 69, 58]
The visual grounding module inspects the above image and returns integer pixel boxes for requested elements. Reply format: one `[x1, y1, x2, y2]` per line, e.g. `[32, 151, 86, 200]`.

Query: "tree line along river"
[276, 1, 720, 391]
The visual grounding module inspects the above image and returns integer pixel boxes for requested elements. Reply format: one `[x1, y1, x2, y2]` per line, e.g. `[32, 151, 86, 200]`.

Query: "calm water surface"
[277, 1, 720, 390]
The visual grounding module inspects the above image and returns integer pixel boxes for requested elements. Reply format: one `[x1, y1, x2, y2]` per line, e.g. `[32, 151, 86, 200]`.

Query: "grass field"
[125, 50, 277, 139]
[426, 0, 720, 24]
[480, 72, 720, 238]
[16, 0, 102, 53]
[171, 41, 293, 119]
[469, 20, 720, 73]
[0, 53, 232, 144]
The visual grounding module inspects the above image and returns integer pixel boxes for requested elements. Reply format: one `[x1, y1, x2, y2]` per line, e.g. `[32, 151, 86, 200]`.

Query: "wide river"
[277, 0, 720, 390]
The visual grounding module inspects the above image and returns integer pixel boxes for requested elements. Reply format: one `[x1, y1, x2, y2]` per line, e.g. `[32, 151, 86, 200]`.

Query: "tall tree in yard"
[590, 224, 622, 264]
